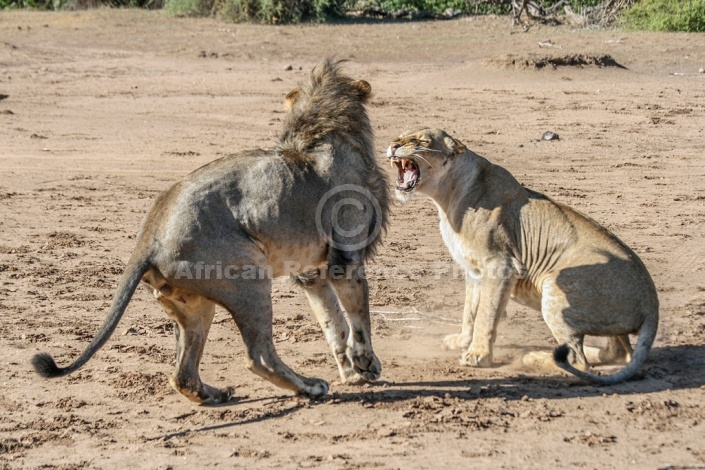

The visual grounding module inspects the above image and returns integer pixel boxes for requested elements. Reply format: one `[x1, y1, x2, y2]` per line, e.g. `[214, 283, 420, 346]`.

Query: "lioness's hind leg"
[584, 335, 633, 365]
[616, 335, 634, 362]
[298, 270, 365, 384]
[522, 350, 560, 372]
[157, 292, 234, 405]
[541, 281, 590, 372]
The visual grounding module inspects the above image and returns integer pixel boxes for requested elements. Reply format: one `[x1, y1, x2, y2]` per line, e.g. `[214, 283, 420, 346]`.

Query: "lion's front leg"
[297, 269, 366, 384]
[328, 264, 381, 382]
[461, 268, 516, 368]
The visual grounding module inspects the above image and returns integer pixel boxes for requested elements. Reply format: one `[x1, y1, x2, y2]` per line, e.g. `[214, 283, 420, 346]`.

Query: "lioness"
[387, 128, 658, 384]
[32, 59, 389, 404]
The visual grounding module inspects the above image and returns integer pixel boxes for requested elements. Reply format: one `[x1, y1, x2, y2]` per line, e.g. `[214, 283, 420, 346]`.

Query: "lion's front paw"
[348, 349, 382, 382]
[461, 348, 492, 368]
[443, 333, 472, 351]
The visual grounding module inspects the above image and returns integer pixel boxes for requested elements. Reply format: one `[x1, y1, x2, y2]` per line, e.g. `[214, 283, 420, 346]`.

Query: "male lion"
[387, 127, 658, 385]
[32, 59, 388, 404]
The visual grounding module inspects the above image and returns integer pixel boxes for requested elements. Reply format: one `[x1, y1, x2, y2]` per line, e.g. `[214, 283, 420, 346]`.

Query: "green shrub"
[222, 0, 344, 22]
[1, 0, 159, 9]
[622, 0, 705, 32]
[163, 0, 343, 21]
[164, 0, 212, 15]
[375, 0, 466, 13]
[356, 0, 609, 16]
[0, 0, 51, 8]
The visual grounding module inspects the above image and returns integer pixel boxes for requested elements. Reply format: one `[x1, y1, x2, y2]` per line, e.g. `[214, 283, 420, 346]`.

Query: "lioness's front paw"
[443, 333, 472, 351]
[300, 377, 329, 397]
[348, 350, 382, 382]
[461, 348, 492, 368]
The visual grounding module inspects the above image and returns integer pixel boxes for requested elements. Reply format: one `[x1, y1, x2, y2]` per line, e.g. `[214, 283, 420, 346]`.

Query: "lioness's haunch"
[388, 128, 658, 385]
[32, 59, 389, 404]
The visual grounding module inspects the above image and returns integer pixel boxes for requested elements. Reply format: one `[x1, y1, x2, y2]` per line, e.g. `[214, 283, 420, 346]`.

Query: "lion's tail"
[553, 311, 658, 385]
[32, 247, 152, 378]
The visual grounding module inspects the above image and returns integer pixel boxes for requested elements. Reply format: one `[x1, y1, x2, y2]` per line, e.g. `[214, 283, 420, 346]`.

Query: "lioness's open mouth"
[390, 156, 419, 192]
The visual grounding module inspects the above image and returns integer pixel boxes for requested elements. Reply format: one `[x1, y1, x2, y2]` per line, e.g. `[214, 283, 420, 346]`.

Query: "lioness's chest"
[438, 216, 482, 276]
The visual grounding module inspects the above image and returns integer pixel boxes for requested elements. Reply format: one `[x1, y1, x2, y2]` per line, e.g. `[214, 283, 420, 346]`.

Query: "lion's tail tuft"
[31, 352, 64, 378]
[32, 248, 152, 380]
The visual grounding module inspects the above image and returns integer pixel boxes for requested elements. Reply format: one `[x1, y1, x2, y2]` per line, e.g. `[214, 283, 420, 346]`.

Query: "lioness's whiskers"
[412, 154, 434, 167]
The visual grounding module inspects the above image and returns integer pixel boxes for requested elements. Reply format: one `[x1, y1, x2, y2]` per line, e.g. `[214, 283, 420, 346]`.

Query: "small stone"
[285, 64, 293, 71]
[699, 67, 705, 74]
[376, 427, 396, 438]
[542, 131, 559, 141]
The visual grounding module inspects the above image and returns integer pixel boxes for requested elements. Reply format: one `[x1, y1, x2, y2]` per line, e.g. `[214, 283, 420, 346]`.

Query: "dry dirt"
[1, 9, 705, 470]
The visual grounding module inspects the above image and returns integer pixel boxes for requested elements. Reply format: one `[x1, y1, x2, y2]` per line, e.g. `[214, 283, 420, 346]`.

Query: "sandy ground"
[1, 9, 705, 469]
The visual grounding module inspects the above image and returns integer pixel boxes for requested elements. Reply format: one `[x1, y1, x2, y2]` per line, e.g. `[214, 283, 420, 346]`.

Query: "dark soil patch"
[485, 53, 626, 70]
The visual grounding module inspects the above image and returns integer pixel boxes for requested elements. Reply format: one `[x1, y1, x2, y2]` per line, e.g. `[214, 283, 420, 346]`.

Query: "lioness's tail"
[32, 249, 152, 378]
[553, 312, 658, 385]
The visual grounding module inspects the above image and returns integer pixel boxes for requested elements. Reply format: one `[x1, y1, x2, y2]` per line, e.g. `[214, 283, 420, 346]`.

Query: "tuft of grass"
[622, 0, 705, 32]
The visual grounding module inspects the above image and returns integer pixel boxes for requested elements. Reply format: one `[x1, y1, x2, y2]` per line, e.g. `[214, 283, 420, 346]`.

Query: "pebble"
[699, 67, 705, 74]
[377, 427, 396, 438]
[542, 131, 560, 141]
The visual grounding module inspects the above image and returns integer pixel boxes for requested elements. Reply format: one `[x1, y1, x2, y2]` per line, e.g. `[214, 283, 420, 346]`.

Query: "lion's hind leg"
[155, 288, 234, 405]
[220, 279, 329, 397]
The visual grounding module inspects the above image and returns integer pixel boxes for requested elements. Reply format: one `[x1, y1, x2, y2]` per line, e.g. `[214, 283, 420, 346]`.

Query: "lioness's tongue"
[404, 168, 416, 184]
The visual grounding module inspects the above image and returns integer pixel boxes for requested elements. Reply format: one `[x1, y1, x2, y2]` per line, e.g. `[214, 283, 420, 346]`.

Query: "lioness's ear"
[285, 88, 301, 110]
[353, 80, 372, 102]
[444, 135, 466, 155]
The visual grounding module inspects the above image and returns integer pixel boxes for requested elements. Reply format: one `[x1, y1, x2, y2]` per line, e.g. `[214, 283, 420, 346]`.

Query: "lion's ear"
[353, 80, 372, 102]
[444, 135, 467, 155]
[285, 88, 301, 110]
